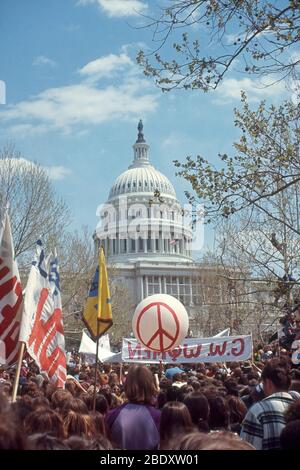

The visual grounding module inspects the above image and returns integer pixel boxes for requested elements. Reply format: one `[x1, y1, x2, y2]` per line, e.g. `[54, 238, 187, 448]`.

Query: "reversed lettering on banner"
[122, 335, 252, 364]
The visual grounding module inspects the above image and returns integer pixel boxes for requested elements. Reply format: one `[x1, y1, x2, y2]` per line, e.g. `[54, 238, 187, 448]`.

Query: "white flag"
[79, 330, 113, 361]
[19, 242, 66, 387]
[214, 328, 230, 337]
[0, 209, 23, 365]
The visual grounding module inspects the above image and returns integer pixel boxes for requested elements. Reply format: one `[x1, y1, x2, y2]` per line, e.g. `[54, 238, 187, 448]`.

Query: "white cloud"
[45, 166, 72, 180]
[79, 53, 133, 81]
[213, 77, 287, 104]
[0, 51, 159, 136]
[5, 123, 49, 137]
[0, 157, 71, 181]
[33, 55, 57, 67]
[78, 0, 148, 17]
[0, 157, 35, 173]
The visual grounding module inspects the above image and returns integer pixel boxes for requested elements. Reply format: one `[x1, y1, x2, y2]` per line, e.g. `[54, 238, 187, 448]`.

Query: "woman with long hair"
[159, 401, 194, 450]
[183, 392, 210, 432]
[105, 365, 160, 450]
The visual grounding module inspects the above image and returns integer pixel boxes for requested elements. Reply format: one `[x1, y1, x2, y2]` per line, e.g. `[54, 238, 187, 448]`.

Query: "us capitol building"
[95, 121, 223, 321]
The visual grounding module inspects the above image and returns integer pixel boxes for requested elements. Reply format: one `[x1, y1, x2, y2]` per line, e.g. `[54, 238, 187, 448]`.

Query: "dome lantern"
[130, 119, 150, 169]
[108, 120, 177, 200]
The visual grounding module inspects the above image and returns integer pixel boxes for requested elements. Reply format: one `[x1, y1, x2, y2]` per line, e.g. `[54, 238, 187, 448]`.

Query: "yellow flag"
[82, 248, 113, 340]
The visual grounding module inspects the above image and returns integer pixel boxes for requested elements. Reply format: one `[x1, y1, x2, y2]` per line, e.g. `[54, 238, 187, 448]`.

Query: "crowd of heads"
[0, 349, 300, 451]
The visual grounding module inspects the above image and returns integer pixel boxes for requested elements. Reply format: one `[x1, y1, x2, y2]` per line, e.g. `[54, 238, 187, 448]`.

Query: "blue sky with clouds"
[0, 0, 293, 251]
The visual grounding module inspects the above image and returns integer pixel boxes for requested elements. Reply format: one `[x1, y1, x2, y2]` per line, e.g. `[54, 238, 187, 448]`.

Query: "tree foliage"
[0, 146, 70, 262]
[174, 94, 300, 233]
[137, 0, 300, 91]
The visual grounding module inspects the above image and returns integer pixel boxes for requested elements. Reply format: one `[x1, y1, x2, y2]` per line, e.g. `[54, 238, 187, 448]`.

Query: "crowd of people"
[0, 345, 300, 451]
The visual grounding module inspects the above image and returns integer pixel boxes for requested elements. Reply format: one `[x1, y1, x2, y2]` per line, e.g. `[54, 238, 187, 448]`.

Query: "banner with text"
[122, 335, 252, 364]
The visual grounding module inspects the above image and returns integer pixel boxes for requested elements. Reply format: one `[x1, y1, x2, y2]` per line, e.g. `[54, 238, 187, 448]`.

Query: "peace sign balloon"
[132, 294, 189, 352]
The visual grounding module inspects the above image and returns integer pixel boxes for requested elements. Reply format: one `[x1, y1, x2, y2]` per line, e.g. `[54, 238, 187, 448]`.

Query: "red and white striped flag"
[0, 209, 23, 365]
[19, 242, 66, 387]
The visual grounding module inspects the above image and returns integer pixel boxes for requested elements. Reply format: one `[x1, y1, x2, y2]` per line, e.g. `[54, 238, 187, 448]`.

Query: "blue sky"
[0, 0, 294, 251]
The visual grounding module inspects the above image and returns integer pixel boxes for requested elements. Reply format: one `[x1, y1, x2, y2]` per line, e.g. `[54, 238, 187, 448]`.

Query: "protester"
[240, 357, 294, 450]
[205, 395, 230, 431]
[105, 365, 160, 450]
[183, 392, 210, 432]
[280, 420, 300, 450]
[226, 396, 247, 434]
[0, 343, 299, 451]
[159, 401, 194, 449]
[171, 431, 255, 450]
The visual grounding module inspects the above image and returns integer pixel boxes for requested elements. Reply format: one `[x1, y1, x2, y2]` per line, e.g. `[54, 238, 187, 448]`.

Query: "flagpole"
[93, 247, 102, 413]
[159, 359, 163, 379]
[119, 362, 123, 385]
[11, 342, 25, 403]
[93, 320, 101, 412]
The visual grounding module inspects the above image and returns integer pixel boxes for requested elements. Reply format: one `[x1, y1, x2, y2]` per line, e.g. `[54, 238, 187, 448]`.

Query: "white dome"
[108, 120, 176, 201]
[108, 165, 176, 199]
[96, 121, 194, 265]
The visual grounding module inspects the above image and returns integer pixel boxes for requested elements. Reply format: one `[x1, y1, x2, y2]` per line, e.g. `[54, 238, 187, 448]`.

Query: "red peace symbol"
[136, 301, 180, 352]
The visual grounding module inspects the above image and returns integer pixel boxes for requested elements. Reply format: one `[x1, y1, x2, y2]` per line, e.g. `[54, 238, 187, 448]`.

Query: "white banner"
[122, 335, 252, 364]
[79, 330, 114, 362]
[19, 244, 66, 387]
[0, 209, 23, 365]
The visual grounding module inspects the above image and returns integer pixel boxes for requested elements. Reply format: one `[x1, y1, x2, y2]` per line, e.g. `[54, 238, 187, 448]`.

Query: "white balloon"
[132, 294, 189, 352]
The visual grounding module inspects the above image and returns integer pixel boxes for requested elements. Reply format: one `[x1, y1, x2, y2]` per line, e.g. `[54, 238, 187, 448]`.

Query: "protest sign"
[122, 335, 252, 364]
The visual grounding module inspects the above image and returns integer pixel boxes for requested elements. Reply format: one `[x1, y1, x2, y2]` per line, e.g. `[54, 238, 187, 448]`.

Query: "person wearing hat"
[165, 366, 184, 380]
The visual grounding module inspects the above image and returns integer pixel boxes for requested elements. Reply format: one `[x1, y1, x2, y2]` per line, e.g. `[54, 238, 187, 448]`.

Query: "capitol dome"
[108, 166, 176, 200]
[95, 120, 193, 265]
[108, 120, 176, 201]
[94, 120, 202, 317]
